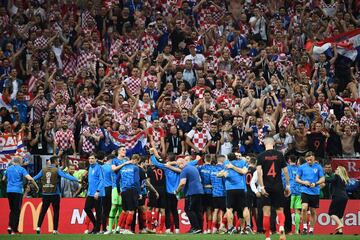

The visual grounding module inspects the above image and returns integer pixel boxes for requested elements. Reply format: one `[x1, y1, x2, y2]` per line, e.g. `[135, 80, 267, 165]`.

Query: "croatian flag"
[307, 29, 360, 61]
[0, 133, 26, 169]
[109, 131, 147, 157]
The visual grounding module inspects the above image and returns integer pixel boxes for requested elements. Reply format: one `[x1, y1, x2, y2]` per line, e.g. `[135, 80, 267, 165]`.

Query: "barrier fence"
[0, 198, 359, 234]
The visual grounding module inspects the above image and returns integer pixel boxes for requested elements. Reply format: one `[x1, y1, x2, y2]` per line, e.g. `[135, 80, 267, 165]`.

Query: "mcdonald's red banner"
[0, 198, 359, 235]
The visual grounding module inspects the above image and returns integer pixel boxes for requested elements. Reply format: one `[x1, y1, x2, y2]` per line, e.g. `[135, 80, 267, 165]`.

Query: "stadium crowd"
[0, 0, 360, 238]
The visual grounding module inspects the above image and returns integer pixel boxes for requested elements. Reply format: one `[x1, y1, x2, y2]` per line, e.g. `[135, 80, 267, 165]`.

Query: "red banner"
[0, 198, 359, 234]
[331, 158, 360, 179]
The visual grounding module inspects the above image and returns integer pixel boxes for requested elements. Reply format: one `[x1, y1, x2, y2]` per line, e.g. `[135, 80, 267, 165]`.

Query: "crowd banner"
[331, 158, 360, 179]
[0, 198, 359, 234]
[0, 133, 25, 169]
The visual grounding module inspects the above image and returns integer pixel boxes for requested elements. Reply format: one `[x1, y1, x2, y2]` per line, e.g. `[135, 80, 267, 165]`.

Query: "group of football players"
[78, 137, 328, 240]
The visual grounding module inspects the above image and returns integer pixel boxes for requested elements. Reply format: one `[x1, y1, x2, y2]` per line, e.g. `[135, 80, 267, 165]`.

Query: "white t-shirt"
[183, 54, 206, 68]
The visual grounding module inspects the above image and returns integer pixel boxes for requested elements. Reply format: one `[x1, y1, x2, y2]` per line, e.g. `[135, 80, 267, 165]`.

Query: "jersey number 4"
[267, 162, 276, 178]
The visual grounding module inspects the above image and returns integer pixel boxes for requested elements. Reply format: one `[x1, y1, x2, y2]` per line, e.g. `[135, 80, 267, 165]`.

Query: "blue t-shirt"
[180, 164, 204, 196]
[210, 164, 226, 197]
[150, 155, 180, 194]
[117, 163, 140, 193]
[224, 159, 248, 191]
[10, 99, 28, 123]
[297, 163, 324, 195]
[177, 117, 196, 134]
[111, 158, 126, 188]
[102, 163, 113, 188]
[88, 163, 105, 197]
[198, 164, 213, 194]
[5, 165, 28, 194]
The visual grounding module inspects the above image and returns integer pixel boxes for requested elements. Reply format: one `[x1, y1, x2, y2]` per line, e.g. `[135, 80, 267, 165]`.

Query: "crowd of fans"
[0, 0, 360, 192]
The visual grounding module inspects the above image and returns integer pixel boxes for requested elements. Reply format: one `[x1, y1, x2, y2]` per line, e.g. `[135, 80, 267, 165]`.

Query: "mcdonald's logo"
[18, 201, 53, 232]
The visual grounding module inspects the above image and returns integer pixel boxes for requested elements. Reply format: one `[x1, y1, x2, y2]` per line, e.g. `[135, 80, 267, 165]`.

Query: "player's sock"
[212, 220, 217, 230]
[207, 220, 212, 231]
[263, 216, 270, 238]
[146, 210, 153, 229]
[303, 223, 308, 230]
[85, 216, 91, 230]
[234, 214, 239, 230]
[154, 210, 159, 224]
[222, 216, 227, 225]
[108, 206, 117, 230]
[295, 213, 300, 233]
[159, 215, 166, 231]
[277, 212, 285, 229]
[115, 207, 121, 227]
[139, 212, 146, 229]
[125, 213, 134, 230]
[309, 227, 314, 232]
[170, 214, 175, 232]
[118, 212, 127, 229]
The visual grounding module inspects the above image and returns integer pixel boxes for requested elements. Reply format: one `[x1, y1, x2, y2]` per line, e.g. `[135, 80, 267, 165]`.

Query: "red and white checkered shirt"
[141, 32, 158, 55]
[81, 126, 103, 153]
[192, 86, 206, 99]
[186, 128, 211, 151]
[77, 96, 93, 111]
[114, 110, 133, 128]
[109, 38, 122, 59]
[137, 100, 154, 121]
[81, 10, 96, 32]
[55, 128, 75, 151]
[34, 36, 49, 60]
[124, 76, 141, 96]
[211, 88, 225, 99]
[62, 53, 77, 77]
[160, 113, 176, 129]
[32, 97, 49, 122]
[198, 5, 225, 29]
[76, 50, 96, 72]
[51, 89, 70, 103]
[143, 74, 160, 90]
[340, 116, 357, 127]
[234, 55, 252, 81]
[119, 36, 140, 57]
[55, 103, 67, 117]
[147, 126, 165, 150]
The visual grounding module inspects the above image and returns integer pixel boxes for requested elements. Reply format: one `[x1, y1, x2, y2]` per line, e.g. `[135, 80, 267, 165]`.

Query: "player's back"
[257, 149, 286, 190]
[147, 165, 166, 190]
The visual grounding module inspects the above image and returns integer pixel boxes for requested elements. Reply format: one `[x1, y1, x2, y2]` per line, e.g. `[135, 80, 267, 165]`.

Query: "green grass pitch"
[0, 234, 359, 240]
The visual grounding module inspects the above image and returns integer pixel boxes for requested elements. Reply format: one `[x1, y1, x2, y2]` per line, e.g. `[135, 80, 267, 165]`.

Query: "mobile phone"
[330, 109, 334, 115]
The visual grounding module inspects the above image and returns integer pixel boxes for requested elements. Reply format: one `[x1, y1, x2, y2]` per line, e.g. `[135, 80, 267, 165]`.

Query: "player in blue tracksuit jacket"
[33, 156, 78, 234]
[296, 151, 325, 234]
[198, 155, 214, 233]
[210, 155, 226, 233]
[100, 155, 114, 232]
[84, 154, 105, 233]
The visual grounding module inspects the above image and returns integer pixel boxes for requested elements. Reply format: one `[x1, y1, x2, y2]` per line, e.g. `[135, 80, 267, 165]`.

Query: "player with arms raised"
[256, 138, 290, 240]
